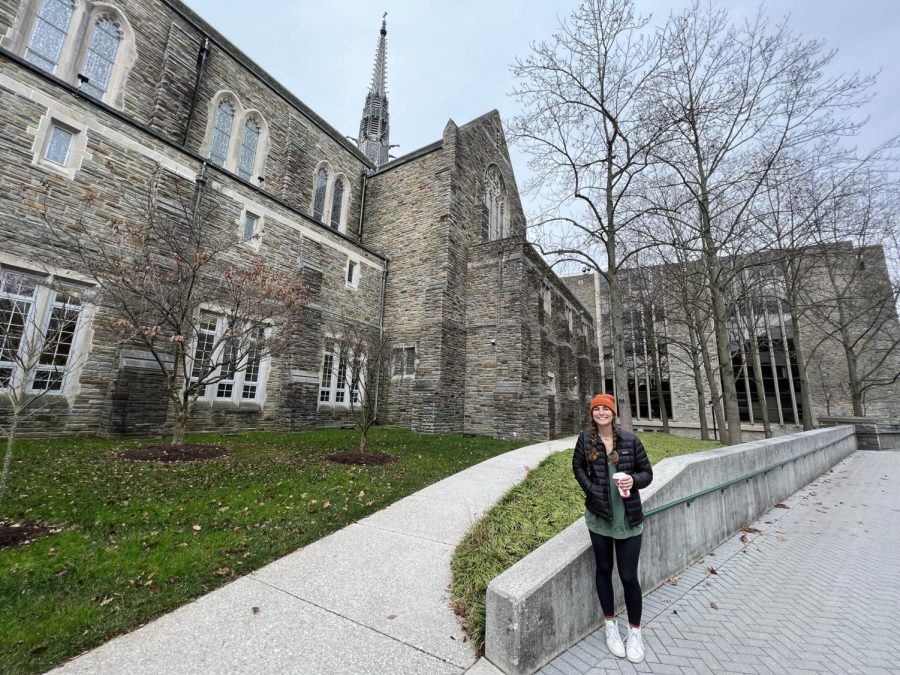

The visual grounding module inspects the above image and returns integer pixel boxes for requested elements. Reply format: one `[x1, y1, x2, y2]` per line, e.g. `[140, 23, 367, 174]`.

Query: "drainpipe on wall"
[357, 169, 370, 239]
[182, 37, 210, 147]
[372, 256, 389, 421]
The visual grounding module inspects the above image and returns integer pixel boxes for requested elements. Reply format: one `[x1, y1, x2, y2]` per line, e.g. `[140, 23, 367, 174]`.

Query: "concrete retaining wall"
[484, 425, 857, 675]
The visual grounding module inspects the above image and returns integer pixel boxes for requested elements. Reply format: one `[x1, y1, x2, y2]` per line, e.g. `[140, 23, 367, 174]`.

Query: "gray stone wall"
[0, 47, 384, 438]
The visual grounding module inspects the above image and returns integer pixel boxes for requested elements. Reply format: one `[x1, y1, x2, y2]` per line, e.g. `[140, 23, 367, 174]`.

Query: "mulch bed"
[327, 451, 398, 466]
[0, 521, 55, 549]
[118, 443, 230, 462]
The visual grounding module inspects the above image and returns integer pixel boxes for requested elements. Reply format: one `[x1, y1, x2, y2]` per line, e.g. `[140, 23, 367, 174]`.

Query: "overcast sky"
[184, 0, 899, 207]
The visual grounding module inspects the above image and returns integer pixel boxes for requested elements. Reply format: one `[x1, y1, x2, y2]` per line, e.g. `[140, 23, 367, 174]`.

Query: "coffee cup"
[612, 472, 630, 498]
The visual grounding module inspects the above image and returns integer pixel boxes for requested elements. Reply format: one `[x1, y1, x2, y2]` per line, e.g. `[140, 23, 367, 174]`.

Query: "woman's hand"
[617, 474, 634, 490]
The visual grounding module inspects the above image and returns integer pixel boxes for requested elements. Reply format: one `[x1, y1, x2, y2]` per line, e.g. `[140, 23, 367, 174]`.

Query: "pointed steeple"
[358, 15, 390, 166]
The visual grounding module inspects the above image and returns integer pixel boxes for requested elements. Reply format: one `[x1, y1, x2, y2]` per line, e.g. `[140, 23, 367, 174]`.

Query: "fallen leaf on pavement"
[710, 602, 719, 610]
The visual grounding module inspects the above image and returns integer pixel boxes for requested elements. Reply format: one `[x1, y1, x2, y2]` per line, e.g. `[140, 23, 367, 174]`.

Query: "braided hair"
[588, 417, 619, 465]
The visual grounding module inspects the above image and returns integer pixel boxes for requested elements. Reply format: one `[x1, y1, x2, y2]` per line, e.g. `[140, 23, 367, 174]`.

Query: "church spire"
[358, 14, 390, 166]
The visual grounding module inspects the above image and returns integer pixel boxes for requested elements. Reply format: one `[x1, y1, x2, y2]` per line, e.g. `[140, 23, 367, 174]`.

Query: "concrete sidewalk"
[539, 450, 900, 674]
[53, 437, 579, 675]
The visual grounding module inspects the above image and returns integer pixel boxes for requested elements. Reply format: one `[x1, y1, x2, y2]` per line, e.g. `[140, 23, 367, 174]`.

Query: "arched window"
[237, 117, 260, 181]
[312, 168, 328, 221]
[484, 164, 507, 240]
[24, 0, 75, 74]
[330, 178, 344, 229]
[79, 16, 121, 100]
[208, 99, 235, 167]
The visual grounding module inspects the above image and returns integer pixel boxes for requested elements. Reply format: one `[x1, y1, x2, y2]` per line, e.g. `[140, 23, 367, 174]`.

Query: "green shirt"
[584, 459, 644, 539]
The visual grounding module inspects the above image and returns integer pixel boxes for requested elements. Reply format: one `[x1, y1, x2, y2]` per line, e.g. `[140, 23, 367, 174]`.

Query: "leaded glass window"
[242, 327, 263, 400]
[313, 168, 328, 221]
[237, 118, 260, 181]
[31, 291, 80, 392]
[209, 100, 235, 167]
[79, 18, 121, 100]
[330, 179, 344, 229]
[44, 124, 74, 166]
[24, 0, 75, 74]
[319, 349, 334, 402]
[334, 355, 347, 403]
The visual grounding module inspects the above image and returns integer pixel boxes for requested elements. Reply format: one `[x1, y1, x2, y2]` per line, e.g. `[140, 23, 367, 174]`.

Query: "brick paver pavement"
[539, 451, 900, 674]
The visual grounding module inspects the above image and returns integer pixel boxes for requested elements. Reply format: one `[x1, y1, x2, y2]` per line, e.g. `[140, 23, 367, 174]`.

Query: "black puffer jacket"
[572, 427, 653, 528]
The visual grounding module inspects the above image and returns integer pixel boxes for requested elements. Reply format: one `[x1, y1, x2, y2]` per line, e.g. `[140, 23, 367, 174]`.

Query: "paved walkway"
[52, 437, 579, 675]
[539, 451, 900, 675]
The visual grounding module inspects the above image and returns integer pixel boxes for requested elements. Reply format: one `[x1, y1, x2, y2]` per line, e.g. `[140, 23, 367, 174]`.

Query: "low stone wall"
[484, 425, 857, 675]
[819, 416, 900, 450]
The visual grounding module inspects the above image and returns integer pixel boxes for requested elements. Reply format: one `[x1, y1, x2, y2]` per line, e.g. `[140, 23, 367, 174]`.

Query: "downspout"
[373, 256, 389, 421]
[182, 37, 211, 147]
[357, 169, 370, 239]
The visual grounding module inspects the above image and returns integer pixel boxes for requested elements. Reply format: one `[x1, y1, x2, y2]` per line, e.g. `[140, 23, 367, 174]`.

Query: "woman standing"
[572, 393, 653, 663]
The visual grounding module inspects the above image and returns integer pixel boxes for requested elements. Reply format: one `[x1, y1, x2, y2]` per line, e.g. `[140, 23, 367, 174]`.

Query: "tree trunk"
[0, 415, 18, 509]
[607, 272, 633, 430]
[705, 255, 742, 445]
[171, 405, 189, 446]
[687, 323, 710, 440]
[358, 430, 368, 453]
[648, 314, 670, 433]
[692, 303, 726, 441]
[784, 273, 815, 429]
[745, 305, 772, 438]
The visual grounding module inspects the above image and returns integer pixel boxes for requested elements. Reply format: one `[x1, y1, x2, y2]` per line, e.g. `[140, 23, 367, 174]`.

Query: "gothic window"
[237, 117, 260, 181]
[330, 178, 345, 229]
[209, 99, 235, 167]
[0, 268, 85, 394]
[79, 16, 121, 100]
[312, 168, 328, 221]
[484, 164, 507, 241]
[24, 0, 75, 74]
[9, 0, 136, 106]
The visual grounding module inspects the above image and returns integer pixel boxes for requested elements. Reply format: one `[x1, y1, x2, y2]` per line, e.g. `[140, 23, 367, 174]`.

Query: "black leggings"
[588, 531, 643, 626]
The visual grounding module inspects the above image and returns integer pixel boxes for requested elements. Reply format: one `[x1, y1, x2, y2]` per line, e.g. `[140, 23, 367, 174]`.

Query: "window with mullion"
[31, 291, 80, 392]
[24, 0, 75, 74]
[330, 179, 344, 229]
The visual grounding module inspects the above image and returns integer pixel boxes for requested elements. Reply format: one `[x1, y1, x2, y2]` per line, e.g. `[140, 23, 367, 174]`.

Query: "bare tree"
[510, 0, 667, 430]
[0, 272, 86, 507]
[323, 316, 392, 453]
[38, 165, 309, 445]
[648, 2, 875, 443]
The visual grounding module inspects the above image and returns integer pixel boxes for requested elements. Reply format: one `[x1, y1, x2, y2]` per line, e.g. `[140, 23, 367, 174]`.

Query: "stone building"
[0, 0, 599, 440]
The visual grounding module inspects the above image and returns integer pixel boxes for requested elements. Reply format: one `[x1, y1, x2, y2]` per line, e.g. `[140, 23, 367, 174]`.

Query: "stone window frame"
[0, 262, 93, 399]
[30, 109, 90, 179]
[199, 90, 270, 184]
[541, 282, 553, 316]
[309, 161, 350, 233]
[318, 340, 365, 407]
[390, 346, 416, 380]
[237, 205, 264, 251]
[188, 309, 270, 407]
[3, 0, 137, 109]
[483, 163, 508, 241]
[345, 257, 360, 291]
[564, 305, 574, 333]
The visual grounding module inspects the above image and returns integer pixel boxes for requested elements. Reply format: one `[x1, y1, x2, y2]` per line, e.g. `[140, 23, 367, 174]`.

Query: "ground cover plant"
[450, 432, 720, 649]
[0, 427, 521, 674]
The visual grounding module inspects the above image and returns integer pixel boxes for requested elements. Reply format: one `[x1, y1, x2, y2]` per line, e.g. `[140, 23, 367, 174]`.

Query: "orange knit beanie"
[589, 393, 617, 415]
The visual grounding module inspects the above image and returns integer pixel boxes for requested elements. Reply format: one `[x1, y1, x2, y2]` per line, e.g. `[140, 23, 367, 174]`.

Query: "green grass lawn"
[450, 432, 720, 650]
[0, 427, 522, 674]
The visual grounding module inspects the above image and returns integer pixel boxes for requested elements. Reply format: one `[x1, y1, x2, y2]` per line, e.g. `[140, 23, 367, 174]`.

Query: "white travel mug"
[612, 472, 630, 498]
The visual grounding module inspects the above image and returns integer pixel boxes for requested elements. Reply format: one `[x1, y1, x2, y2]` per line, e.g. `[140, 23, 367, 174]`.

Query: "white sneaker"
[626, 626, 645, 663]
[604, 619, 626, 658]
